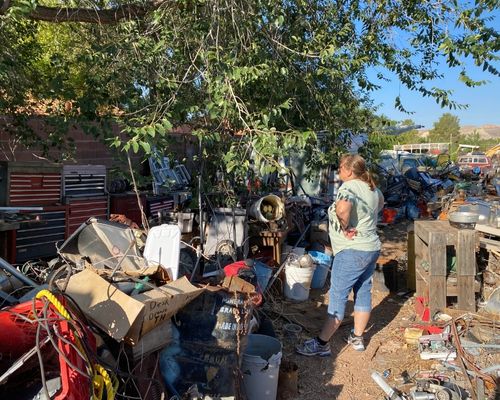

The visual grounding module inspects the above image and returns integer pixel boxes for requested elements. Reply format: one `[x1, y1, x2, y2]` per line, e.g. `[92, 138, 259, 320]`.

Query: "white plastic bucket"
[242, 334, 282, 400]
[283, 263, 316, 301]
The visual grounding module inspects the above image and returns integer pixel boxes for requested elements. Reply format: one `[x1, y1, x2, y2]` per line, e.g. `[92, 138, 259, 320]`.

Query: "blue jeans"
[328, 249, 380, 320]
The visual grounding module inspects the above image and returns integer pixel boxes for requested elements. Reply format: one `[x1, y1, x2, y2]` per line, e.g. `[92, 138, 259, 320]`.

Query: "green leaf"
[140, 141, 151, 154]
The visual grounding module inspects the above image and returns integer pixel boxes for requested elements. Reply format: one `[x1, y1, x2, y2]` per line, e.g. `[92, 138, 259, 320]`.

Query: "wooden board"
[475, 223, 500, 237]
[414, 220, 457, 245]
[407, 229, 416, 291]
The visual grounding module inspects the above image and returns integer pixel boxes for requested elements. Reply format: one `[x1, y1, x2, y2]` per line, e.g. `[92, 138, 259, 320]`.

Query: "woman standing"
[296, 154, 384, 356]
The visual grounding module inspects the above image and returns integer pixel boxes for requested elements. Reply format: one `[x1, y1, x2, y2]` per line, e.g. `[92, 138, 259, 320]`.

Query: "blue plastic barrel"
[253, 261, 273, 292]
[308, 251, 333, 289]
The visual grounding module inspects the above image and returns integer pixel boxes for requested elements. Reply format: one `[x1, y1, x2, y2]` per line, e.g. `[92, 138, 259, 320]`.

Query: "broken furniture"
[413, 220, 478, 319]
[255, 228, 289, 265]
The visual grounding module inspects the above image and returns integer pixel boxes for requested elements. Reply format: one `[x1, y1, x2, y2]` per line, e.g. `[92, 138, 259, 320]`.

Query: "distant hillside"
[418, 124, 500, 140]
[460, 124, 500, 139]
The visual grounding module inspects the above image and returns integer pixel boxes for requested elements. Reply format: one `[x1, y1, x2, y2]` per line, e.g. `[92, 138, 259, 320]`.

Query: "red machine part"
[0, 298, 94, 400]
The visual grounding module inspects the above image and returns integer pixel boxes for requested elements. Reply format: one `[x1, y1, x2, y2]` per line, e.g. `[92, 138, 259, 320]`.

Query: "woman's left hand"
[343, 227, 357, 239]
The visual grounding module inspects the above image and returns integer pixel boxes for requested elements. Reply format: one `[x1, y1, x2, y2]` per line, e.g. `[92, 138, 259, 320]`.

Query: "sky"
[370, 63, 500, 130]
[364, 5, 500, 131]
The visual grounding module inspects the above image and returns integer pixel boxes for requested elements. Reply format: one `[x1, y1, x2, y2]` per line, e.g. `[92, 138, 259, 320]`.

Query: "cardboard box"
[62, 269, 203, 344]
[128, 320, 173, 362]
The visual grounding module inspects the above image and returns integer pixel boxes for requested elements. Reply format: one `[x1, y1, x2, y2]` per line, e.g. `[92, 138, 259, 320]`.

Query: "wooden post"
[407, 226, 416, 291]
[428, 232, 447, 317]
[456, 230, 476, 311]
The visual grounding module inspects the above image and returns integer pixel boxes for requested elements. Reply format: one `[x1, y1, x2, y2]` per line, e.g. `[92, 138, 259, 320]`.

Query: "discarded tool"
[265, 223, 311, 294]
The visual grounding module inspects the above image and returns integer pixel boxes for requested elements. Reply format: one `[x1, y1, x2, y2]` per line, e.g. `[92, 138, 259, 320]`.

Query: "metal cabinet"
[0, 162, 61, 206]
[67, 197, 109, 235]
[62, 164, 107, 198]
[7, 206, 68, 264]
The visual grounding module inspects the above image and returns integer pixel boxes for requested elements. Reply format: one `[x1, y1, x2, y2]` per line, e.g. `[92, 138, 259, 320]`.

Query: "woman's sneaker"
[296, 338, 331, 357]
[346, 330, 365, 351]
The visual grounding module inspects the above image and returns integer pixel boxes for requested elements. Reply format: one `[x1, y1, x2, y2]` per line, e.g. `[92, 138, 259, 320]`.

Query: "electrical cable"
[35, 301, 51, 400]
[35, 289, 118, 400]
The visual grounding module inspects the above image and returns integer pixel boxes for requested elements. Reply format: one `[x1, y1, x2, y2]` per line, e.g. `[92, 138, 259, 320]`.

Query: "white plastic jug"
[143, 224, 181, 280]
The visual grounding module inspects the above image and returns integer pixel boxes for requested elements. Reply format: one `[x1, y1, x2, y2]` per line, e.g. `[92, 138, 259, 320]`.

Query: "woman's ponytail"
[340, 154, 376, 191]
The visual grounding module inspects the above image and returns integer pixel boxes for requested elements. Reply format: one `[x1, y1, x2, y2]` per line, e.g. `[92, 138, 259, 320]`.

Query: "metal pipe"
[371, 371, 403, 400]
[480, 364, 500, 374]
[265, 223, 311, 293]
[0, 257, 38, 288]
[0, 207, 43, 212]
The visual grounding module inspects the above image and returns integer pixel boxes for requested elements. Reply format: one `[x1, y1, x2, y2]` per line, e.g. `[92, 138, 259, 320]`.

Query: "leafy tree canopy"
[429, 113, 461, 143]
[0, 0, 498, 184]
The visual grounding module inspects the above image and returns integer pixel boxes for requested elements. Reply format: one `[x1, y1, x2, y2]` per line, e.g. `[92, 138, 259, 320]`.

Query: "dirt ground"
[265, 221, 433, 400]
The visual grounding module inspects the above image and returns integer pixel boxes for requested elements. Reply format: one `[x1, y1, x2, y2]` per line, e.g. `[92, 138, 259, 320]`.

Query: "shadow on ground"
[267, 277, 404, 399]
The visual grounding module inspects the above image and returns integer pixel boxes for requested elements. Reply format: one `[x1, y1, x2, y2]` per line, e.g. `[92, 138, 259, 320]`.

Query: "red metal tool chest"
[146, 195, 174, 218]
[109, 192, 147, 225]
[66, 196, 109, 235]
[0, 162, 61, 206]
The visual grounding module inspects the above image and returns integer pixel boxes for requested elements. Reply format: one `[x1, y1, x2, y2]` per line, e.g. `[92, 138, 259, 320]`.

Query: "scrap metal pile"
[376, 152, 500, 223]
[372, 310, 499, 400]
[0, 217, 269, 400]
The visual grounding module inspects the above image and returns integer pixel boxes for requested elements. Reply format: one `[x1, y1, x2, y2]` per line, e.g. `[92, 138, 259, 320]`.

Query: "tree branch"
[0, 0, 11, 14]
[0, 0, 167, 23]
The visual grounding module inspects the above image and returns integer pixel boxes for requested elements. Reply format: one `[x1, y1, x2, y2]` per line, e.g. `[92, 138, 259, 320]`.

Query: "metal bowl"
[448, 211, 479, 229]
[448, 211, 480, 224]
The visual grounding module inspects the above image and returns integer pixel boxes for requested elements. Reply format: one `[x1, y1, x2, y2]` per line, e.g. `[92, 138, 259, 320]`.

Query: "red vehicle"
[457, 153, 492, 175]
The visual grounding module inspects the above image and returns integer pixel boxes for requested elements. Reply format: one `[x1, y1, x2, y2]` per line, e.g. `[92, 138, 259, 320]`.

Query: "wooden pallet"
[414, 220, 477, 318]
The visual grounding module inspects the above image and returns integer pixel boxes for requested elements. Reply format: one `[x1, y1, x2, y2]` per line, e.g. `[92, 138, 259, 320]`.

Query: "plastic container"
[0, 300, 52, 360]
[253, 260, 273, 292]
[283, 263, 316, 301]
[242, 334, 282, 400]
[283, 323, 302, 342]
[280, 245, 305, 265]
[143, 224, 181, 280]
[308, 251, 333, 289]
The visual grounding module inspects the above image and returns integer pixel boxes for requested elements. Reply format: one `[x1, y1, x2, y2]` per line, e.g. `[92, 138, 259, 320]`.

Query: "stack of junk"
[0, 216, 289, 400]
[3, 156, 500, 399]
